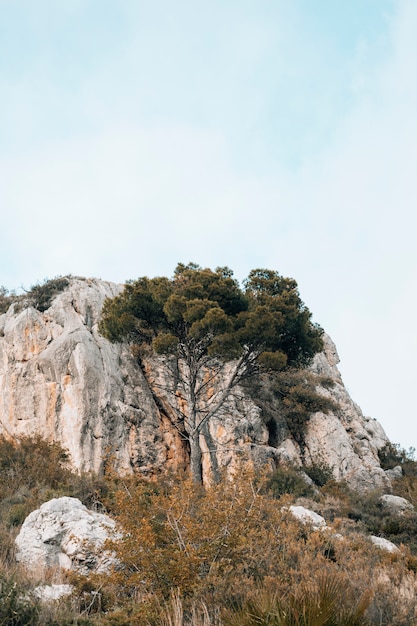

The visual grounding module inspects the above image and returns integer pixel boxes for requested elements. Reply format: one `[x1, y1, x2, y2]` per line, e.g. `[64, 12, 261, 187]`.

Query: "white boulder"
[15, 497, 118, 575]
[370, 536, 400, 553]
[380, 494, 414, 514]
[33, 584, 74, 602]
[288, 505, 327, 529]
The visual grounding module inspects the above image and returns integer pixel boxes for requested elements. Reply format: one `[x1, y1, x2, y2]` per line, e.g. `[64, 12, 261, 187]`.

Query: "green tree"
[99, 264, 323, 483]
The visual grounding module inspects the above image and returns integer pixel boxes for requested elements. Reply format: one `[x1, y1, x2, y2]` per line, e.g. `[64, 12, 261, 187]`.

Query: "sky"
[1, 0, 416, 450]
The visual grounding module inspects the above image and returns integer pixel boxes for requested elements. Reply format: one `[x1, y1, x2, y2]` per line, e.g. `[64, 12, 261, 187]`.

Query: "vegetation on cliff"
[0, 276, 71, 314]
[99, 263, 324, 482]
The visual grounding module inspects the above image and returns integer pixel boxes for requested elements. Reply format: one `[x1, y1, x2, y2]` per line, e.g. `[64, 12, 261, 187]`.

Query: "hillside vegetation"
[1, 437, 417, 625]
[1, 268, 416, 623]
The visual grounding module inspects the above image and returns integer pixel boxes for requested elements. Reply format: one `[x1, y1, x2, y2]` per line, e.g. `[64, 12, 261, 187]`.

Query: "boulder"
[288, 505, 326, 529]
[385, 466, 403, 480]
[15, 497, 117, 575]
[380, 494, 414, 514]
[370, 536, 400, 553]
[33, 584, 73, 602]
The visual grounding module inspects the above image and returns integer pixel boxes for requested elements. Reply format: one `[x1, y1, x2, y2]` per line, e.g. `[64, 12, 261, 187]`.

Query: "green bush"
[342, 487, 417, 554]
[0, 276, 72, 316]
[0, 573, 39, 626]
[26, 277, 70, 312]
[266, 464, 314, 498]
[0, 286, 14, 315]
[304, 461, 334, 487]
[378, 442, 415, 470]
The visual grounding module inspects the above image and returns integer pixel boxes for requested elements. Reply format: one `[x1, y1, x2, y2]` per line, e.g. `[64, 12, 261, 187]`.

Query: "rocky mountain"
[0, 277, 390, 490]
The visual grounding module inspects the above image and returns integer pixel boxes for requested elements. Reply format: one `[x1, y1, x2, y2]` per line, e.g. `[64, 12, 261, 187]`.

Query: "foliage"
[0, 573, 39, 625]
[269, 370, 336, 452]
[100, 472, 417, 624]
[318, 480, 417, 556]
[245, 370, 336, 455]
[376, 444, 417, 527]
[99, 263, 323, 482]
[0, 286, 14, 315]
[0, 276, 71, 315]
[304, 461, 334, 487]
[0, 435, 112, 541]
[0, 439, 417, 624]
[0, 436, 70, 497]
[266, 464, 315, 498]
[100, 264, 322, 368]
[225, 574, 372, 626]
[25, 276, 70, 312]
[378, 442, 416, 472]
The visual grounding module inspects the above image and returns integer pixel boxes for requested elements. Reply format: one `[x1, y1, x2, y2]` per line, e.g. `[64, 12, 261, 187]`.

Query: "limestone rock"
[33, 584, 74, 602]
[385, 466, 403, 480]
[15, 497, 117, 574]
[0, 278, 169, 475]
[370, 536, 400, 553]
[288, 505, 326, 529]
[0, 277, 391, 489]
[302, 334, 390, 490]
[380, 494, 414, 514]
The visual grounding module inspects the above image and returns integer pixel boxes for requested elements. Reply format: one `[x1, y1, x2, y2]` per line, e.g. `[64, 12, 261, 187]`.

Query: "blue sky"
[1, 0, 417, 450]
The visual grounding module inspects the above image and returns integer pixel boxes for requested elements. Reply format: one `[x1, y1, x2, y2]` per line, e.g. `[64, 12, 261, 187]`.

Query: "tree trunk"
[189, 432, 203, 484]
[201, 422, 219, 483]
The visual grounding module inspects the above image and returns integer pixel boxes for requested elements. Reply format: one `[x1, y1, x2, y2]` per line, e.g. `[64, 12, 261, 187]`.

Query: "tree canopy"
[100, 263, 322, 369]
[99, 263, 323, 482]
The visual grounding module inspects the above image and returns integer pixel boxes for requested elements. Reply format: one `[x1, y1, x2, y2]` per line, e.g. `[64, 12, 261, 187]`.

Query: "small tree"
[99, 264, 323, 483]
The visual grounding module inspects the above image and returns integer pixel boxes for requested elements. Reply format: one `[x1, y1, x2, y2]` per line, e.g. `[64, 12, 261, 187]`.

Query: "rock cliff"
[0, 277, 390, 489]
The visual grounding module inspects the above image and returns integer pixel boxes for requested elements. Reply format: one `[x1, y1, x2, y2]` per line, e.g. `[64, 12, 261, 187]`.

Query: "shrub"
[247, 370, 337, 454]
[378, 442, 415, 470]
[0, 276, 72, 316]
[0, 435, 112, 538]
[0, 573, 39, 625]
[99, 471, 417, 623]
[266, 464, 314, 498]
[0, 436, 71, 500]
[339, 486, 417, 555]
[225, 573, 372, 626]
[304, 461, 334, 487]
[0, 286, 14, 315]
[271, 370, 336, 452]
[25, 276, 70, 312]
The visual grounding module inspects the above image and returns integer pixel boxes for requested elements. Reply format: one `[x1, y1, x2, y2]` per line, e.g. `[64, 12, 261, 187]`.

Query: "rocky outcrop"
[0, 278, 173, 475]
[15, 497, 117, 574]
[0, 277, 390, 489]
[302, 334, 390, 490]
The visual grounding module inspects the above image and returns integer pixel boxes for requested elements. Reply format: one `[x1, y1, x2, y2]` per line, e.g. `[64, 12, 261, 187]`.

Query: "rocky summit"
[0, 277, 390, 489]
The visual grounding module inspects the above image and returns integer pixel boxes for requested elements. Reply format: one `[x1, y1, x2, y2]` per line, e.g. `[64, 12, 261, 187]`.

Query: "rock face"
[15, 497, 117, 574]
[0, 278, 172, 475]
[302, 334, 389, 490]
[0, 277, 390, 489]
